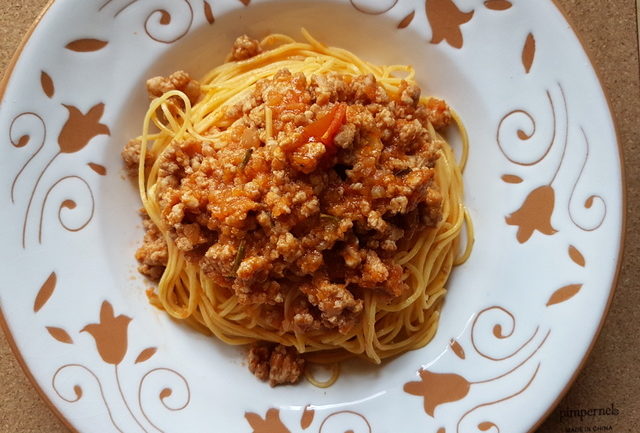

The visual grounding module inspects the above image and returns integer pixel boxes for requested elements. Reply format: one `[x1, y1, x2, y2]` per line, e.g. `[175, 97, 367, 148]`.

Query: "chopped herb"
[239, 148, 254, 170]
[228, 240, 247, 278]
[394, 168, 412, 177]
[320, 213, 340, 223]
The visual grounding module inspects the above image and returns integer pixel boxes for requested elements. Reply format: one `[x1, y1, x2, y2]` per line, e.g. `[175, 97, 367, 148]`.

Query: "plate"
[0, 0, 623, 432]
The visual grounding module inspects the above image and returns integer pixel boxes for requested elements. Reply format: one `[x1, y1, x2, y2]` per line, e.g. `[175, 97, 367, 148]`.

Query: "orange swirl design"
[470, 306, 539, 362]
[38, 175, 95, 243]
[456, 364, 541, 433]
[567, 127, 606, 231]
[138, 367, 192, 433]
[100, 0, 194, 44]
[404, 305, 550, 430]
[9, 112, 47, 204]
[52, 364, 124, 433]
[319, 410, 372, 433]
[497, 90, 556, 167]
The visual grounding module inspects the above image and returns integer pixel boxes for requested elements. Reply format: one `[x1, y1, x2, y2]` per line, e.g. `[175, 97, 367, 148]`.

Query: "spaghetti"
[125, 31, 472, 387]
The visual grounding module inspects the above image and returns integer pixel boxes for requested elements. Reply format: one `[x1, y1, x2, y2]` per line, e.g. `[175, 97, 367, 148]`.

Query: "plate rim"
[0, 1, 626, 432]
[522, 2, 627, 432]
[0, 3, 82, 431]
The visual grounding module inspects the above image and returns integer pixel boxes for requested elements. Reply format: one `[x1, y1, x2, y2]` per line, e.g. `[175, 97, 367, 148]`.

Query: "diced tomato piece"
[320, 104, 347, 154]
[295, 103, 347, 155]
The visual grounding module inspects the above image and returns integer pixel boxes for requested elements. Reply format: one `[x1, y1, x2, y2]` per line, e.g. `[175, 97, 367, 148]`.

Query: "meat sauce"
[126, 36, 452, 385]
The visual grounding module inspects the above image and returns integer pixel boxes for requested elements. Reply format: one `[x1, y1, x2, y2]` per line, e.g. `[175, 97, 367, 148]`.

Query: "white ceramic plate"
[0, 0, 623, 432]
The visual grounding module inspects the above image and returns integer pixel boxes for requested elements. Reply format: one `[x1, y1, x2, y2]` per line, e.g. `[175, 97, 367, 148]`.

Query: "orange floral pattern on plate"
[32, 272, 191, 433]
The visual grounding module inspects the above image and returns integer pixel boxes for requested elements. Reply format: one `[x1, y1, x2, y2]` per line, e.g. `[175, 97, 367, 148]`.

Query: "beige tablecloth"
[1, 1, 638, 431]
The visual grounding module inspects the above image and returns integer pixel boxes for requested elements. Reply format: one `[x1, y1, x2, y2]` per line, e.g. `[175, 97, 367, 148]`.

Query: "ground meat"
[300, 274, 363, 333]
[248, 343, 304, 386]
[173, 222, 211, 252]
[424, 97, 452, 130]
[146, 70, 201, 107]
[135, 213, 168, 281]
[121, 138, 150, 177]
[334, 123, 356, 149]
[229, 35, 262, 61]
[128, 59, 452, 383]
[133, 66, 444, 307]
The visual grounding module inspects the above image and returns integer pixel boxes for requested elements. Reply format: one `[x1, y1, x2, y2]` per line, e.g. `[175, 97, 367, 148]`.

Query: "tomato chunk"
[297, 103, 347, 155]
